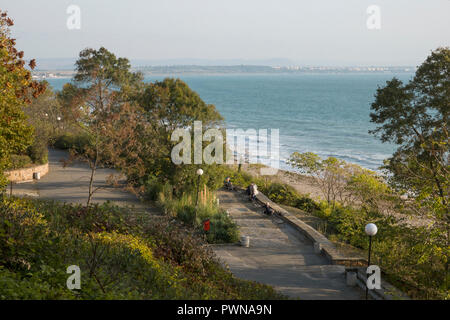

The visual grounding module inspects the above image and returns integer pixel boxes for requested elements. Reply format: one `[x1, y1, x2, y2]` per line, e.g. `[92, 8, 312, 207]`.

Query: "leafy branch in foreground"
[0, 11, 46, 188]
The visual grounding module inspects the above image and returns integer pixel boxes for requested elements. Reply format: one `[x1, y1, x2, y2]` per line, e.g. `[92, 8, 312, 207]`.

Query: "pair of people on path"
[224, 177, 233, 190]
[245, 183, 275, 215]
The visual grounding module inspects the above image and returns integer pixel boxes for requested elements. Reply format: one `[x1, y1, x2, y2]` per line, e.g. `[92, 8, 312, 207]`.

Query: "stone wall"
[5, 163, 49, 183]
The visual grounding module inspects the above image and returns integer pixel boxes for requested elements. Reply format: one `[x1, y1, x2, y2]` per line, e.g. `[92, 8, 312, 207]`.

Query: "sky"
[2, 0, 450, 66]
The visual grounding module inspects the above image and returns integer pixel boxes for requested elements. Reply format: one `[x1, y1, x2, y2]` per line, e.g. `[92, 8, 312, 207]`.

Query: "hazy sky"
[3, 0, 450, 66]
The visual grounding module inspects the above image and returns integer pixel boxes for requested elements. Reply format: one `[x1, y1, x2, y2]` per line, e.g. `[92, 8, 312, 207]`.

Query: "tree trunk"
[87, 135, 100, 208]
[86, 158, 97, 207]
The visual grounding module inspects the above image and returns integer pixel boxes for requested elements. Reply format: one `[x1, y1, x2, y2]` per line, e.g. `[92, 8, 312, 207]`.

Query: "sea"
[46, 73, 414, 171]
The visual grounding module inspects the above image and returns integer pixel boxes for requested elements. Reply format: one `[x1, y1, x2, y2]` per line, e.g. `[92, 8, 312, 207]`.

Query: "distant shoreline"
[34, 70, 416, 82]
[33, 65, 416, 78]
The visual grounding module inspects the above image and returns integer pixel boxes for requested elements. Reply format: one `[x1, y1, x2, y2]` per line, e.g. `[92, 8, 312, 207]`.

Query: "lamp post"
[56, 116, 62, 133]
[194, 169, 203, 221]
[365, 223, 378, 300]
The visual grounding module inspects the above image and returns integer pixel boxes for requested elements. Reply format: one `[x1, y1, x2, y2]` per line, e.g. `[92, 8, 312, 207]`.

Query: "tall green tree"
[139, 78, 223, 132]
[370, 47, 449, 217]
[0, 11, 45, 187]
[138, 78, 223, 190]
[73, 47, 143, 104]
[61, 47, 146, 206]
[370, 47, 449, 292]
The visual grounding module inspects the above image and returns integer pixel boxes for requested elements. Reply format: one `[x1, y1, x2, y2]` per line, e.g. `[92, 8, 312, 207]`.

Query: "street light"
[365, 223, 378, 299]
[195, 168, 203, 207]
[194, 168, 204, 224]
[56, 116, 62, 132]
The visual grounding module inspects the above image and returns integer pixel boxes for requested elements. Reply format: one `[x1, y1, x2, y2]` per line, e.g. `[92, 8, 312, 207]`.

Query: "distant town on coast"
[32, 64, 416, 79]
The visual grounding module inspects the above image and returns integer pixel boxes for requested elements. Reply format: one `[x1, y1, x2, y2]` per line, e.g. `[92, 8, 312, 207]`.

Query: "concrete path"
[10, 149, 362, 299]
[213, 189, 364, 300]
[10, 149, 153, 213]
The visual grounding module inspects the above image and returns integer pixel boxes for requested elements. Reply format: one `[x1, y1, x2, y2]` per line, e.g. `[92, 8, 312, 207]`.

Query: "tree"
[23, 83, 64, 165]
[345, 169, 393, 214]
[138, 78, 224, 191]
[370, 47, 449, 217]
[61, 47, 146, 206]
[287, 152, 360, 208]
[370, 47, 449, 292]
[0, 11, 45, 188]
[139, 78, 223, 132]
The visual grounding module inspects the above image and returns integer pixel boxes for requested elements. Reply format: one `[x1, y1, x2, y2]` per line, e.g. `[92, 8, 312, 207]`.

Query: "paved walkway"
[10, 149, 363, 299]
[10, 149, 153, 213]
[213, 189, 364, 300]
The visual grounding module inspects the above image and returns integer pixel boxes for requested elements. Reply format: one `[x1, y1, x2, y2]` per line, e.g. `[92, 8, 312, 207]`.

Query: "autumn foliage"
[0, 11, 46, 186]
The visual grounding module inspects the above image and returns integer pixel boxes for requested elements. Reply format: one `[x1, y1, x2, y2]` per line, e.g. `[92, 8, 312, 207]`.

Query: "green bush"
[144, 176, 165, 201]
[54, 133, 91, 153]
[204, 213, 239, 244]
[262, 182, 299, 206]
[6, 134, 49, 170]
[7, 155, 32, 170]
[0, 266, 77, 300]
[176, 205, 196, 224]
[294, 196, 320, 213]
[27, 139, 48, 165]
[53, 134, 73, 150]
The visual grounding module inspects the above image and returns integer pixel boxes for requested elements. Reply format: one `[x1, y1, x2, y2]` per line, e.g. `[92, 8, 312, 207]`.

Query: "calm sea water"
[46, 73, 414, 171]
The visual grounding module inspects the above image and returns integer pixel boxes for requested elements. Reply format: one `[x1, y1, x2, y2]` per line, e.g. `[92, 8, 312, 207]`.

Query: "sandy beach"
[241, 163, 432, 228]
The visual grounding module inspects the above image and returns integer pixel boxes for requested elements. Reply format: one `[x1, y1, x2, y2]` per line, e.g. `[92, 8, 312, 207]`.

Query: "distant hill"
[34, 58, 77, 71]
[130, 58, 297, 67]
[33, 57, 297, 71]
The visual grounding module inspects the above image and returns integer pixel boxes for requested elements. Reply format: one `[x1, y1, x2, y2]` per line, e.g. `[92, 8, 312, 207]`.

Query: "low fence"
[5, 163, 49, 183]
